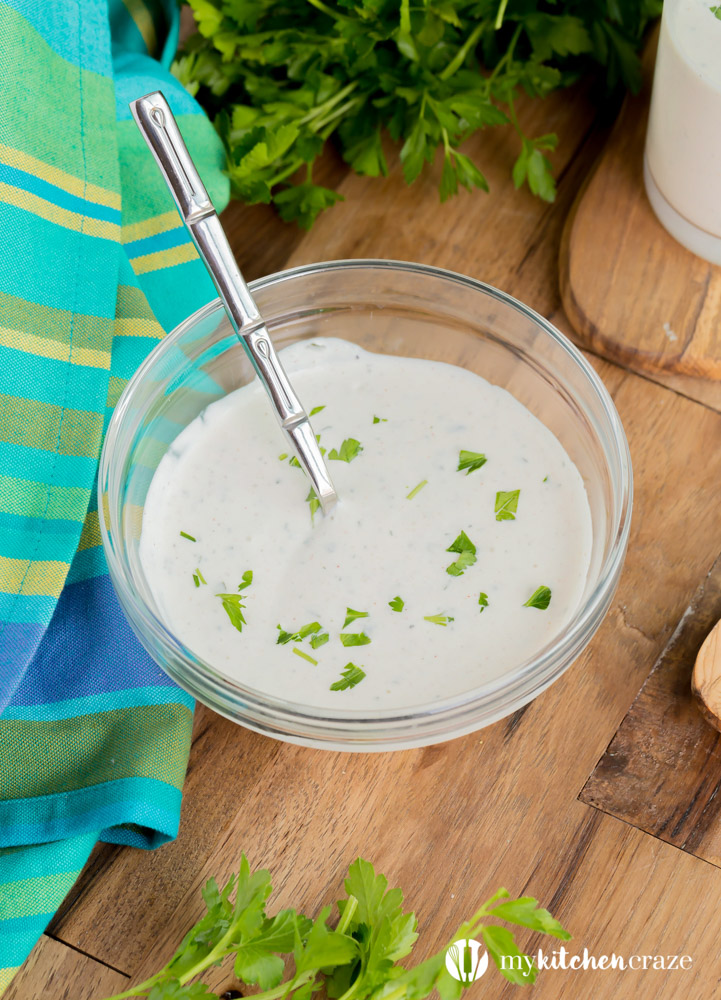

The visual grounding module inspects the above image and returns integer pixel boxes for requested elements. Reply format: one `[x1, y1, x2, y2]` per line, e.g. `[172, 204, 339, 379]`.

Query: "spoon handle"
[129, 91, 337, 511]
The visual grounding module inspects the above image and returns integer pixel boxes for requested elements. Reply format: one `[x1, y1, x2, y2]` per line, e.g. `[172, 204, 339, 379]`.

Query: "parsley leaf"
[523, 585, 552, 610]
[495, 489, 520, 521]
[180, 531, 196, 542]
[457, 450, 487, 475]
[372, 415, 387, 424]
[343, 607, 369, 628]
[340, 632, 371, 647]
[446, 530, 477, 576]
[478, 592, 488, 612]
[309, 405, 326, 416]
[406, 479, 428, 499]
[330, 663, 366, 690]
[328, 438, 363, 463]
[216, 573, 253, 632]
[388, 596, 405, 612]
[424, 614, 454, 626]
[193, 568, 207, 588]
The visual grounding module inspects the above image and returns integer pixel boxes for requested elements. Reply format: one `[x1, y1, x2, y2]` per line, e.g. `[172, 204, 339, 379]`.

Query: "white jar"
[644, 0, 721, 264]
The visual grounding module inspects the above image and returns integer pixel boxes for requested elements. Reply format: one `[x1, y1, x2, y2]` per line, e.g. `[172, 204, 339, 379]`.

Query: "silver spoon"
[130, 91, 337, 515]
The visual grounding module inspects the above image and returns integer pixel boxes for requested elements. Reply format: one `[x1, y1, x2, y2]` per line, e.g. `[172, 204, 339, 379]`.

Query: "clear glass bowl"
[99, 260, 632, 751]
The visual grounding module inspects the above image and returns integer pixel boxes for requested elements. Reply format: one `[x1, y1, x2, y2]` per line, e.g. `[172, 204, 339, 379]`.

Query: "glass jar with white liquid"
[644, 0, 721, 264]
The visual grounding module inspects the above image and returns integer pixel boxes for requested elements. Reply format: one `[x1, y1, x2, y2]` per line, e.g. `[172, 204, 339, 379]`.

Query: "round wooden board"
[559, 30, 721, 380]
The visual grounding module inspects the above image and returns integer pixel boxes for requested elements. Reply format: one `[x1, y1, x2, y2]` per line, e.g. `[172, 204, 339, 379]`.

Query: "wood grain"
[559, 30, 721, 382]
[3, 935, 128, 1000]
[15, 57, 721, 1000]
[581, 554, 721, 867]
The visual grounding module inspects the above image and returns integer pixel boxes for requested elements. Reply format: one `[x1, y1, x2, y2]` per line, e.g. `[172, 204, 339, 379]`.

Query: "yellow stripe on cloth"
[0, 556, 68, 598]
[114, 317, 164, 340]
[0, 396, 102, 457]
[122, 0, 157, 55]
[0, 476, 90, 520]
[0, 143, 121, 211]
[122, 210, 180, 244]
[130, 242, 199, 275]
[0, 182, 120, 240]
[0, 325, 111, 370]
[0, 967, 20, 993]
[77, 510, 102, 552]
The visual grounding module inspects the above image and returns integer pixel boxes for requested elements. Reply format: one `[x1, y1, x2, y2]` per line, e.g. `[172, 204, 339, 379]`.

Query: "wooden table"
[10, 80, 721, 1000]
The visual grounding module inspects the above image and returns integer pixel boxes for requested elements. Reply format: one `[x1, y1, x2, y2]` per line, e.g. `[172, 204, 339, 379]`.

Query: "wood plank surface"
[15, 54, 721, 1000]
[581, 554, 721, 866]
[559, 30, 721, 383]
[3, 935, 128, 1000]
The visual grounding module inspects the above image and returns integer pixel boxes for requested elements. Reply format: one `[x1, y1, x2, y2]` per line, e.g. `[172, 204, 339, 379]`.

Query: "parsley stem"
[299, 81, 359, 127]
[439, 21, 484, 80]
[304, 0, 351, 21]
[494, 0, 509, 30]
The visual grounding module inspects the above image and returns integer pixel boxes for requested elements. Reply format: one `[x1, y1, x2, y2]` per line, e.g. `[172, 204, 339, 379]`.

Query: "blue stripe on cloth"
[1, 0, 112, 75]
[0, 442, 98, 489]
[0, 597, 56, 627]
[125, 223, 187, 258]
[7, 574, 185, 707]
[0, 347, 109, 411]
[63, 546, 107, 586]
[0, 162, 121, 224]
[3, 684, 193, 720]
[0, 776, 182, 848]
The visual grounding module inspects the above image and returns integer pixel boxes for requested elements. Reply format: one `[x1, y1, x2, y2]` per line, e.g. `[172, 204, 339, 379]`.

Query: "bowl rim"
[99, 258, 633, 747]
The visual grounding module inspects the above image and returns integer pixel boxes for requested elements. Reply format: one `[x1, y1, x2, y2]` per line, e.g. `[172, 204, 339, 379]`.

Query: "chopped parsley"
[309, 405, 326, 416]
[179, 531, 196, 542]
[712, 5, 721, 18]
[306, 487, 320, 520]
[478, 592, 489, 612]
[457, 450, 487, 475]
[277, 621, 323, 644]
[216, 572, 253, 632]
[495, 489, 520, 521]
[373, 415, 387, 424]
[193, 568, 207, 588]
[424, 614, 454, 626]
[343, 607, 369, 628]
[292, 647, 318, 665]
[328, 438, 363, 463]
[340, 632, 371, 647]
[330, 663, 366, 691]
[278, 453, 288, 461]
[388, 595, 404, 612]
[446, 530, 477, 576]
[309, 631, 330, 649]
[406, 479, 428, 500]
[523, 585, 552, 610]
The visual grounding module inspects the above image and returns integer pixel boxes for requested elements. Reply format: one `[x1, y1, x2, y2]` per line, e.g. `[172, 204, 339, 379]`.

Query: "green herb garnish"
[523, 585, 552, 610]
[712, 5, 721, 19]
[340, 632, 372, 647]
[278, 453, 288, 461]
[457, 450, 487, 475]
[495, 489, 520, 521]
[306, 487, 320, 520]
[328, 438, 363, 463]
[343, 608, 369, 628]
[389, 596, 405, 612]
[330, 664, 366, 691]
[216, 573, 253, 633]
[406, 479, 428, 500]
[293, 647, 318, 665]
[309, 405, 326, 416]
[277, 621, 323, 644]
[179, 531, 196, 542]
[193, 568, 207, 588]
[478, 592, 489, 613]
[372, 415, 387, 424]
[446, 530, 477, 577]
[309, 631, 330, 650]
[424, 614, 455, 626]
[98, 854, 570, 999]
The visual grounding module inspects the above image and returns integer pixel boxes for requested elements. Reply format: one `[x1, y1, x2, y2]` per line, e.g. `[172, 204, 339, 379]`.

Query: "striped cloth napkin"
[0, 0, 229, 990]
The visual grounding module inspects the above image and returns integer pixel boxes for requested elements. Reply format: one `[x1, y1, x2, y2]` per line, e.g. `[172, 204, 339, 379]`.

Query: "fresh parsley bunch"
[100, 856, 570, 999]
[173, 0, 660, 227]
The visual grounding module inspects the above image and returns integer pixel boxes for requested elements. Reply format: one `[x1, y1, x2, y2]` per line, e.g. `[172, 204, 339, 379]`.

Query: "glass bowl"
[99, 260, 632, 751]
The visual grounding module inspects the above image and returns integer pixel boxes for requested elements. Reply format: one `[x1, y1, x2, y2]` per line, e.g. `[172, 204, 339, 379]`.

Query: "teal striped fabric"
[0, 1, 229, 990]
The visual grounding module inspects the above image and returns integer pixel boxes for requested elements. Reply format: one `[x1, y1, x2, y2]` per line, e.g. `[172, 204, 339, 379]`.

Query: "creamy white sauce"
[139, 339, 592, 710]
[645, 0, 721, 254]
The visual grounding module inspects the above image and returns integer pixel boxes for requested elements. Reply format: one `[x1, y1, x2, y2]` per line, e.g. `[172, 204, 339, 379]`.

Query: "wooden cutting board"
[559, 31, 721, 380]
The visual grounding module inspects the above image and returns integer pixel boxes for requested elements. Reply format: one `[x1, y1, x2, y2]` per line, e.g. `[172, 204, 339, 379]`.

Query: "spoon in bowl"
[130, 91, 338, 515]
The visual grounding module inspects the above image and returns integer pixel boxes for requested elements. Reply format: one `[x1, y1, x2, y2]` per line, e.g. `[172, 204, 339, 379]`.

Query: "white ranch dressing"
[139, 339, 592, 710]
